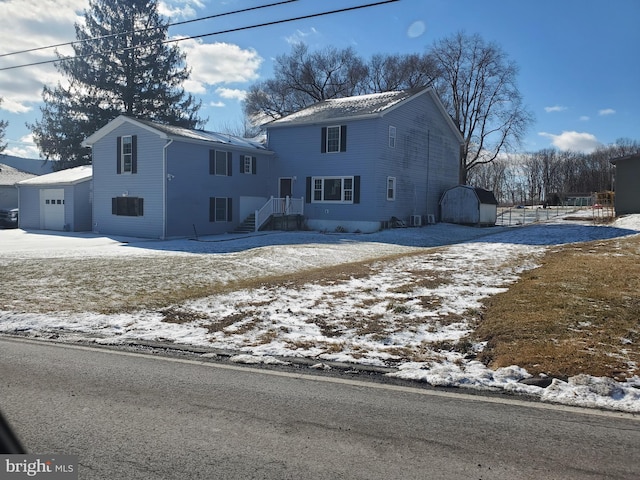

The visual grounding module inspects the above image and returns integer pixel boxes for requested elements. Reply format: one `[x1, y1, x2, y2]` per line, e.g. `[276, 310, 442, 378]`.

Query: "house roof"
[83, 116, 271, 153]
[610, 153, 640, 165]
[17, 165, 92, 187]
[264, 86, 464, 143]
[0, 154, 55, 175]
[0, 163, 36, 186]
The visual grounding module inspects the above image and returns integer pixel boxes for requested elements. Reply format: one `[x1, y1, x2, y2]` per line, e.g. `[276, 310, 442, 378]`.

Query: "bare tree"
[367, 53, 438, 92]
[467, 156, 509, 203]
[244, 43, 368, 122]
[429, 32, 534, 184]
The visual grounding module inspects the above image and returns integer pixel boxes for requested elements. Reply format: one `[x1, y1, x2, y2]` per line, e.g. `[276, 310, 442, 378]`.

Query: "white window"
[326, 126, 340, 152]
[387, 177, 396, 201]
[242, 155, 256, 174]
[121, 136, 133, 173]
[389, 126, 396, 148]
[312, 177, 354, 203]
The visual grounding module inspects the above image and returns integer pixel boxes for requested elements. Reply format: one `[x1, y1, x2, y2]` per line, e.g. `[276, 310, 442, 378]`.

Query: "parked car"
[0, 208, 19, 228]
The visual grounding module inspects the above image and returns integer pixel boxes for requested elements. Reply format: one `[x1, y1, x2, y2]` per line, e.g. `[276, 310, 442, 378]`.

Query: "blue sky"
[1, 0, 638, 158]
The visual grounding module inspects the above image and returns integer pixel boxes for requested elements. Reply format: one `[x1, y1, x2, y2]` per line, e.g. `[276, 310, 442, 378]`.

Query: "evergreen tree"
[30, 0, 204, 169]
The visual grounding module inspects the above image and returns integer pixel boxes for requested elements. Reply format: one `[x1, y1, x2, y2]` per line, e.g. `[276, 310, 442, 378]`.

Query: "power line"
[0, 0, 400, 72]
[0, 0, 299, 59]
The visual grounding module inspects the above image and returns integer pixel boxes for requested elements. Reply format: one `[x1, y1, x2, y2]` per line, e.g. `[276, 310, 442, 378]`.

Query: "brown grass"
[475, 234, 640, 380]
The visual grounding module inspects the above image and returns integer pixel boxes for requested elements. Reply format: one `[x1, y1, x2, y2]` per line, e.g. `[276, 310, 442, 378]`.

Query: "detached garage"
[440, 185, 498, 226]
[17, 165, 92, 231]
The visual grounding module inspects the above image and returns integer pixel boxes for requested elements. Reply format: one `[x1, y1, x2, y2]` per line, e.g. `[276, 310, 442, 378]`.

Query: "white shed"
[440, 185, 498, 226]
[16, 165, 93, 231]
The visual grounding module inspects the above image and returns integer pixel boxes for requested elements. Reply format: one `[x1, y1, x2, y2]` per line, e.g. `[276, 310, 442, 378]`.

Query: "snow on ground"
[1, 212, 640, 413]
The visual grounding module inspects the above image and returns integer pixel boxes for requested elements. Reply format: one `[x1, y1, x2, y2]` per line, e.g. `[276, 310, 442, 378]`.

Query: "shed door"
[41, 189, 65, 230]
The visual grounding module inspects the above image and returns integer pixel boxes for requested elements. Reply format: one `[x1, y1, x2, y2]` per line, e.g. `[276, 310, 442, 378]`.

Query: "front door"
[279, 178, 293, 198]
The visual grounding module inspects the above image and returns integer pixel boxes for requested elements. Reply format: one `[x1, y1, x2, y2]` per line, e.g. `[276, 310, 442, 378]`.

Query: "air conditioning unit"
[409, 215, 422, 227]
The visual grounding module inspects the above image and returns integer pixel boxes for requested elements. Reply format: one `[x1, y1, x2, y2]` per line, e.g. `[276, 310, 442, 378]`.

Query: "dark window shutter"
[306, 177, 312, 203]
[112, 197, 117, 214]
[116, 137, 122, 174]
[227, 152, 233, 176]
[209, 197, 215, 222]
[209, 150, 215, 174]
[137, 197, 144, 216]
[240, 156, 244, 174]
[340, 126, 347, 152]
[252, 156, 257, 174]
[227, 198, 233, 222]
[321, 127, 327, 153]
[353, 176, 360, 204]
[131, 135, 138, 173]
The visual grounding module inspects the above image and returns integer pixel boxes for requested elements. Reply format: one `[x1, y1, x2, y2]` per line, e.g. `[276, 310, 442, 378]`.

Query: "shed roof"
[17, 165, 92, 187]
[83, 116, 270, 153]
[0, 163, 36, 186]
[473, 187, 498, 205]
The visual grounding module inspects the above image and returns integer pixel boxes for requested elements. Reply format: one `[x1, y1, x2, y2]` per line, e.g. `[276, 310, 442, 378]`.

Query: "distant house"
[0, 163, 35, 210]
[83, 116, 275, 239]
[0, 154, 55, 175]
[440, 185, 498, 226]
[16, 165, 93, 231]
[610, 153, 640, 215]
[265, 86, 463, 232]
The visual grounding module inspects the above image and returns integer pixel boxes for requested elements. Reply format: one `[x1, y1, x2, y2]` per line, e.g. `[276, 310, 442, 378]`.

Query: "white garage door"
[41, 189, 65, 230]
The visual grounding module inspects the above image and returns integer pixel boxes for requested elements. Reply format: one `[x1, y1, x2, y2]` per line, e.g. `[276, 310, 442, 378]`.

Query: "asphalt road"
[1, 337, 639, 480]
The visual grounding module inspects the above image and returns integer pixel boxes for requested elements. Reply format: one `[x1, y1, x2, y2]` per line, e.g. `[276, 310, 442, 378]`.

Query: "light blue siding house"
[265, 86, 463, 232]
[83, 116, 275, 239]
[16, 165, 93, 231]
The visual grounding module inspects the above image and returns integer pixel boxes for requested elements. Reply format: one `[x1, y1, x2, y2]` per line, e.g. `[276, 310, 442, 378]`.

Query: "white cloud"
[579, 115, 590, 121]
[179, 39, 262, 93]
[209, 101, 225, 108]
[539, 131, 601, 153]
[0, 0, 84, 111]
[158, 0, 204, 19]
[3, 133, 40, 158]
[544, 105, 567, 113]
[598, 108, 616, 116]
[216, 88, 247, 101]
[407, 21, 426, 39]
[285, 28, 319, 45]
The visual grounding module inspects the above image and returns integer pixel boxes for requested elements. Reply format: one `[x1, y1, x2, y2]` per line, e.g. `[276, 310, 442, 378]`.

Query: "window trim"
[311, 176, 354, 204]
[241, 155, 257, 174]
[209, 150, 233, 176]
[117, 135, 137, 174]
[321, 125, 347, 153]
[326, 125, 341, 153]
[386, 176, 396, 201]
[389, 126, 396, 148]
[209, 197, 233, 222]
